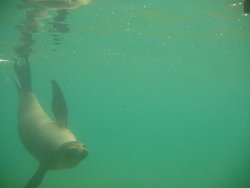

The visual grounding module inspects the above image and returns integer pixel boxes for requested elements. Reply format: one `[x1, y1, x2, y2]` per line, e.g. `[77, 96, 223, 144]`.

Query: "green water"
[1, 0, 250, 187]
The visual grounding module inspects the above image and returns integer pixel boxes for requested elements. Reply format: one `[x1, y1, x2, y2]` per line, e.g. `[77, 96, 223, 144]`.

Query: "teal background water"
[1, 0, 250, 187]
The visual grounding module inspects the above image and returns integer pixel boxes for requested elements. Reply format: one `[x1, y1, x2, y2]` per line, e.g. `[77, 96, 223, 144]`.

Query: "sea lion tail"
[24, 164, 47, 188]
[13, 60, 32, 92]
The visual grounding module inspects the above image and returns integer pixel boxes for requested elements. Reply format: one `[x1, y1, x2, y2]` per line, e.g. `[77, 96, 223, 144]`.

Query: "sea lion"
[13, 61, 88, 188]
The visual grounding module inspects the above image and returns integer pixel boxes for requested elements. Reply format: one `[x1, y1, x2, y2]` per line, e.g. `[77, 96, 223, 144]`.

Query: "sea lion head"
[51, 141, 88, 170]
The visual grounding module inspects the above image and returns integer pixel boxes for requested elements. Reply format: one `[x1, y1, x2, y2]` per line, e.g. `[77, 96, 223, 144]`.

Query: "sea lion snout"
[53, 141, 88, 169]
[67, 142, 88, 161]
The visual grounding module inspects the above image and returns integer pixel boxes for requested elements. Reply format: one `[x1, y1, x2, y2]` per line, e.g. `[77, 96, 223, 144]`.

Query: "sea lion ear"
[51, 80, 68, 128]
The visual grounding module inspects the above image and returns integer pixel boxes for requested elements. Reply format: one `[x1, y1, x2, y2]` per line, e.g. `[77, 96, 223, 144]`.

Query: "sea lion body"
[14, 62, 88, 187]
[18, 92, 79, 169]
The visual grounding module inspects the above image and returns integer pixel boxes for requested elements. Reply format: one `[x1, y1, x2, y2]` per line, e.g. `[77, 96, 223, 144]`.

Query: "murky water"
[1, 0, 250, 187]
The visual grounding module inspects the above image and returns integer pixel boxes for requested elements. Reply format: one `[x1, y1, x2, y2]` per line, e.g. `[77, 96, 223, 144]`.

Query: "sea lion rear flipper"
[13, 61, 32, 92]
[10, 76, 21, 95]
[51, 80, 68, 128]
[24, 164, 47, 188]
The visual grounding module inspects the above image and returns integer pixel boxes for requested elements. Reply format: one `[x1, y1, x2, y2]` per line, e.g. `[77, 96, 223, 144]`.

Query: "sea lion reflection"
[15, 0, 91, 60]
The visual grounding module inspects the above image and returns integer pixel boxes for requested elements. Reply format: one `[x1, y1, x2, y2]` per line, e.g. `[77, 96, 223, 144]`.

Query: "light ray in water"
[0, 59, 10, 63]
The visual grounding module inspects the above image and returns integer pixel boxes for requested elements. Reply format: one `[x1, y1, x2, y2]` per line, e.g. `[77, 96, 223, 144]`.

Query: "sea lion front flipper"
[24, 164, 47, 188]
[51, 80, 68, 128]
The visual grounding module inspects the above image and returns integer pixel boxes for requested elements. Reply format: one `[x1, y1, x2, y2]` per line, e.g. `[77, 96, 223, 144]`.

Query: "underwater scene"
[0, 0, 250, 187]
